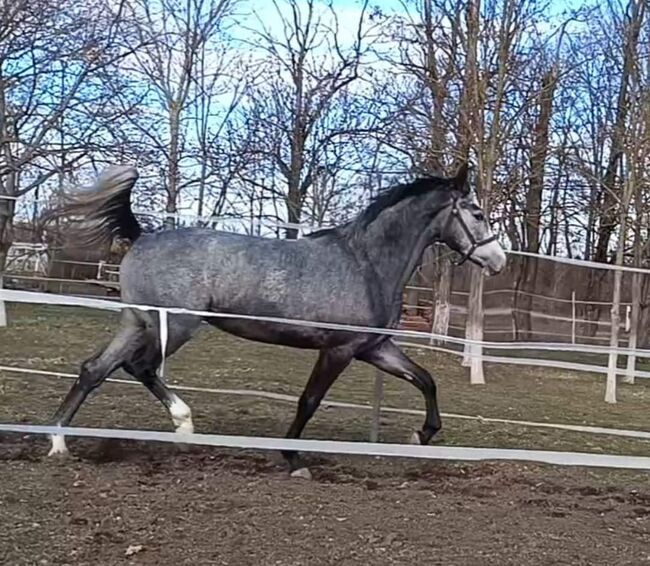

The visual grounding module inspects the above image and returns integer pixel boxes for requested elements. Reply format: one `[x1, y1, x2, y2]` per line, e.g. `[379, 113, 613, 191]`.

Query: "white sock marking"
[169, 395, 193, 434]
[48, 433, 69, 456]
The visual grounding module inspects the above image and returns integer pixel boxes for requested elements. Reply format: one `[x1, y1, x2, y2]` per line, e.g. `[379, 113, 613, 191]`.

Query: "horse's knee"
[77, 357, 108, 392]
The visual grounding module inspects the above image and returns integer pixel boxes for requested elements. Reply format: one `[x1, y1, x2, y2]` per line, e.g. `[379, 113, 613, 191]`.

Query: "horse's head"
[436, 163, 506, 275]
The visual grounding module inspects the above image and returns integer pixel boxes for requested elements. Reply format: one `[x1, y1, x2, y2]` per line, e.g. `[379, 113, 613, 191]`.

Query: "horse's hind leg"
[141, 372, 193, 434]
[48, 322, 143, 456]
[122, 314, 201, 435]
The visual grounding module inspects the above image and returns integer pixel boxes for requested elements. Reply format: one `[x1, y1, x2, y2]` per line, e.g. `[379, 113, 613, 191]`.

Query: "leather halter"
[440, 197, 498, 266]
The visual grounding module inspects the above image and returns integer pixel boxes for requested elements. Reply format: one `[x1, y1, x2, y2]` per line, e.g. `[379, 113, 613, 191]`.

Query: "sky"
[12, 0, 604, 243]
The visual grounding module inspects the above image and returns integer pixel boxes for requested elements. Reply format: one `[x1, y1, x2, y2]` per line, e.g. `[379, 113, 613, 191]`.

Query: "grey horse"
[44, 163, 506, 472]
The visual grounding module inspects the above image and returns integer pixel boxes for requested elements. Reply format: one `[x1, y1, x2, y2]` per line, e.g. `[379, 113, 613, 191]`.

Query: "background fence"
[3, 210, 650, 404]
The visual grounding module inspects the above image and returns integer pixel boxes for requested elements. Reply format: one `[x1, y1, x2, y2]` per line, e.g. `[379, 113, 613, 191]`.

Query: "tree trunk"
[512, 256, 537, 340]
[593, 0, 646, 262]
[525, 68, 557, 253]
[430, 245, 452, 344]
[0, 196, 15, 273]
[594, 0, 646, 262]
[166, 106, 182, 230]
[422, 0, 447, 172]
[285, 182, 302, 240]
[456, 0, 479, 162]
[606, 267, 622, 403]
[605, 175, 634, 402]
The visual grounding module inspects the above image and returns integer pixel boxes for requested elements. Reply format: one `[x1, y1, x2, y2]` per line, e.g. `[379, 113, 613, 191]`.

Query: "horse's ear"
[454, 162, 470, 194]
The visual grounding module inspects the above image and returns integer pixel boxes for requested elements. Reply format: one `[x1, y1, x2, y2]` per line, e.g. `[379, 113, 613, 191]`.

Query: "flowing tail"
[42, 166, 141, 248]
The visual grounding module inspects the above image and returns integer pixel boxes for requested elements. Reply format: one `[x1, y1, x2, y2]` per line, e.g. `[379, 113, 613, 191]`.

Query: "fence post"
[369, 370, 384, 442]
[571, 290, 576, 344]
[464, 267, 485, 384]
[158, 308, 169, 379]
[624, 271, 641, 384]
[0, 275, 6, 328]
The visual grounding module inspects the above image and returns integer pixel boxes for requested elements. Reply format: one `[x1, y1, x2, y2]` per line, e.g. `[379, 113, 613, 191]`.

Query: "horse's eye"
[473, 211, 485, 222]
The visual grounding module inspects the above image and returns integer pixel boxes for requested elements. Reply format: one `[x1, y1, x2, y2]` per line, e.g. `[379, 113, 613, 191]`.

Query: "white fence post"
[158, 308, 169, 379]
[624, 272, 641, 384]
[463, 267, 485, 384]
[369, 370, 384, 442]
[0, 275, 6, 328]
[571, 291, 576, 344]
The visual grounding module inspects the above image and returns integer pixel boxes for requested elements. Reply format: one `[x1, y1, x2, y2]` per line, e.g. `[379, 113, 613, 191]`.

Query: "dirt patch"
[0, 435, 649, 566]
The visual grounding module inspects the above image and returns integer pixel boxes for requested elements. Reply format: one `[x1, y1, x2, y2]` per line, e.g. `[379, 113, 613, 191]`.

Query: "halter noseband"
[440, 197, 498, 266]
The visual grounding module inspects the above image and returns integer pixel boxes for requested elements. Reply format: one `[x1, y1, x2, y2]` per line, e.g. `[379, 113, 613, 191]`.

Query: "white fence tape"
[9, 274, 624, 333]
[3, 288, 650, 361]
[1, 423, 649, 470]
[451, 288, 633, 307]
[508, 250, 650, 275]
[396, 340, 650, 379]
[2, 363, 650, 441]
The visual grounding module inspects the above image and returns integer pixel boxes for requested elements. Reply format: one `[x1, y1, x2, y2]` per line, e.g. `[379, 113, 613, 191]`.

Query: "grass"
[0, 303, 649, 457]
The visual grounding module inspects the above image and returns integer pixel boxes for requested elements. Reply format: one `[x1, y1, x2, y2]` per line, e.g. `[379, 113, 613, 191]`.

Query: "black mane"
[306, 175, 450, 240]
[357, 176, 449, 228]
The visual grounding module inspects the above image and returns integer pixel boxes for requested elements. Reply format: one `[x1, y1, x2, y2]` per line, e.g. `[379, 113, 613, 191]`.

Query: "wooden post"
[571, 291, 576, 344]
[369, 370, 384, 442]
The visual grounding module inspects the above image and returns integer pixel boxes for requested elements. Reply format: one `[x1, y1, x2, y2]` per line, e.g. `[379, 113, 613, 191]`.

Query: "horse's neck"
[355, 207, 434, 318]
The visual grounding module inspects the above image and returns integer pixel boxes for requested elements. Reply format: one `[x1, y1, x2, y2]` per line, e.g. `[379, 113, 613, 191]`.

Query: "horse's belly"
[209, 319, 364, 350]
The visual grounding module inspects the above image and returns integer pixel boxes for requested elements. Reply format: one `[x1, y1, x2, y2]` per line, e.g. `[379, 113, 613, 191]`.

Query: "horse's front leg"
[356, 338, 442, 444]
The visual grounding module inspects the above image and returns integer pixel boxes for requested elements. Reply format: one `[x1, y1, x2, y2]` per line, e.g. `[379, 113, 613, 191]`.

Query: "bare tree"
[109, 0, 239, 228]
[236, 0, 372, 238]
[0, 0, 138, 269]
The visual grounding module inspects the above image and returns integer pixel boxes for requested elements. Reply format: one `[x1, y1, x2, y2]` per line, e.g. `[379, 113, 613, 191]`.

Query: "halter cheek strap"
[441, 198, 498, 266]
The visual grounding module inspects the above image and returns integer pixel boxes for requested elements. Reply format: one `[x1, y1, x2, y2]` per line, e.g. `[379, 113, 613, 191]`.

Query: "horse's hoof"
[290, 467, 312, 480]
[174, 421, 194, 435]
[48, 434, 69, 457]
[409, 431, 422, 445]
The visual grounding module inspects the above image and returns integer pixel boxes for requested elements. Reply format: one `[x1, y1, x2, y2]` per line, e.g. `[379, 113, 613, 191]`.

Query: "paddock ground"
[0, 304, 649, 565]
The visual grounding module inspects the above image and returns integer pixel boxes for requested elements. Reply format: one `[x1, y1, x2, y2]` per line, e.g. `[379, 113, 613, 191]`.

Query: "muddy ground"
[1, 304, 649, 565]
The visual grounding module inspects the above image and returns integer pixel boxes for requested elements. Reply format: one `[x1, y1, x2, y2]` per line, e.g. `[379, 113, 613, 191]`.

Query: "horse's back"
[119, 228, 378, 326]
